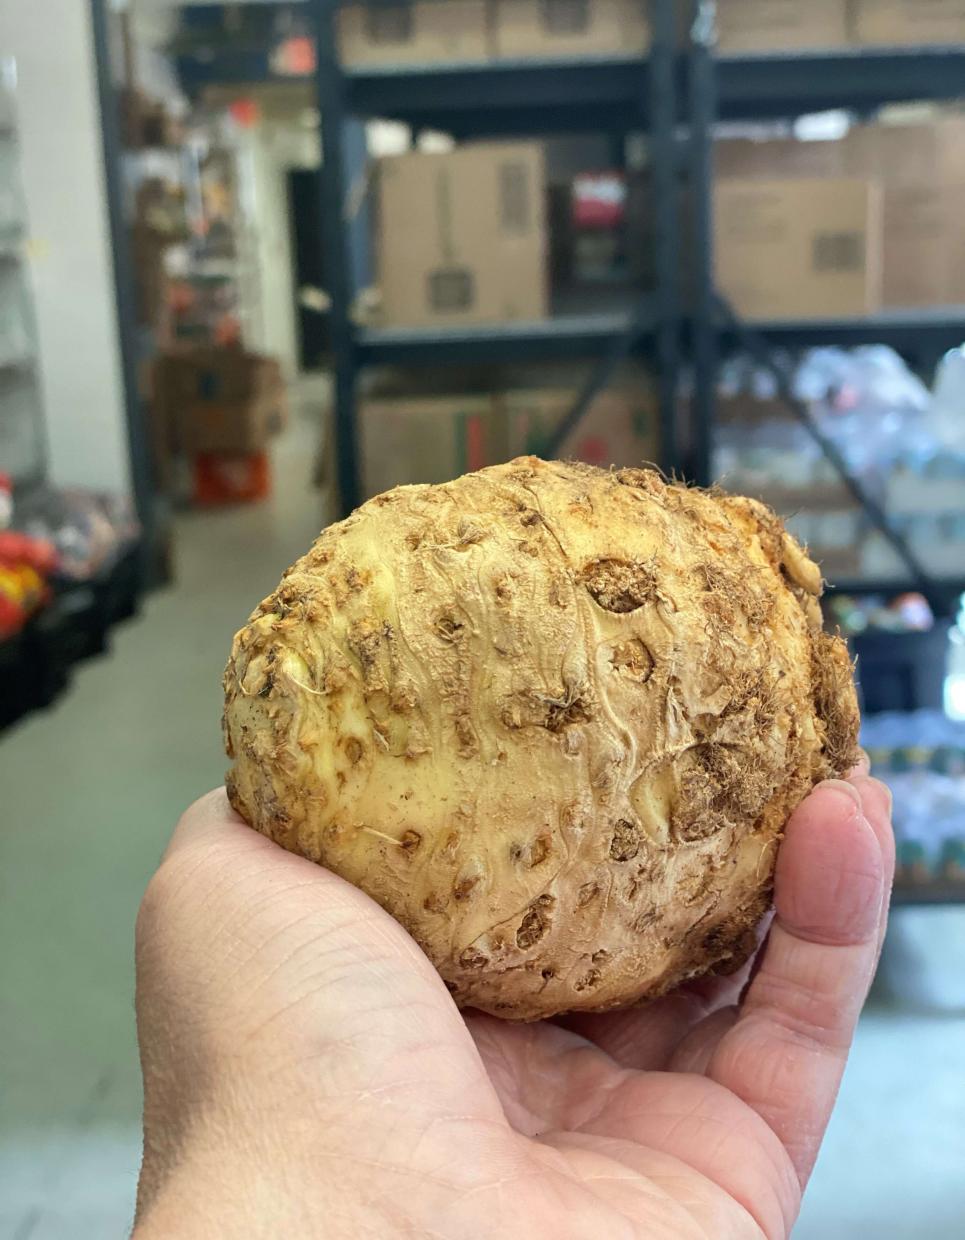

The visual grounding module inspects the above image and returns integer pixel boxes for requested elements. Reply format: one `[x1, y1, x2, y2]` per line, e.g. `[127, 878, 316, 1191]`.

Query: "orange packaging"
[193, 452, 271, 506]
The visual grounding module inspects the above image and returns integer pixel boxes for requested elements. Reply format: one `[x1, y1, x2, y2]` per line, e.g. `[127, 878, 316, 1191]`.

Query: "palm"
[463, 992, 799, 1239]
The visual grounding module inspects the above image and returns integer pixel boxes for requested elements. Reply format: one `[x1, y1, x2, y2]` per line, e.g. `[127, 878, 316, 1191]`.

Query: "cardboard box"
[717, 0, 848, 52]
[849, 0, 965, 47]
[503, 375, 659, 468]
[338, 1, 489, 66]
[177, 390, 288, 455]
[716, 136, 848, 181]
[153, 349, 288, 455]
[715, 177, 882, 318]
[360, 393, 500, 497]
[846, 114, 965, 187]
[377, 142, 548, 327]
[157, 348, 285, 404]
[717, 115, 965, 189]
[493, 0, 649, 58]
[358, 365, 659, 497]
[881, 184, 965, 307]
[120, 88, 183, 150]
[715, 120, 965, 309]
[131, 224, 171, 328]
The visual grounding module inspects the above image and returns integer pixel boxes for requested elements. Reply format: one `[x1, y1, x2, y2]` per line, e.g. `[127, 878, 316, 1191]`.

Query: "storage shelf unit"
[722, 309, 965, 355]
[685, 14, 965, 614]
[716, 44, 965, 118]
[345, 54, 651, 137]
[0, 65, 47, 493]
[0, 5, 153, 733]
[311, 0, 681, 516]
[892, 881, 965, 908]
[357, 309, 652, 367]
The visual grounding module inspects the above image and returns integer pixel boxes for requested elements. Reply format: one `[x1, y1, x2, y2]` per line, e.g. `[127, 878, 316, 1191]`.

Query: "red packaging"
[193, 452, 271, 506]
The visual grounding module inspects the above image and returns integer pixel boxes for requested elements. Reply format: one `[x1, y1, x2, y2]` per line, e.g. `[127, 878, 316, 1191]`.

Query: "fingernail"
[851, 774, 893, 821]
[817, 778, 863, 814]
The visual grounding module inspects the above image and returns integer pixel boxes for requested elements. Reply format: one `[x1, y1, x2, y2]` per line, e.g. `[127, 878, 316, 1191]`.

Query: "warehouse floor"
[1, 386, 964, 1239]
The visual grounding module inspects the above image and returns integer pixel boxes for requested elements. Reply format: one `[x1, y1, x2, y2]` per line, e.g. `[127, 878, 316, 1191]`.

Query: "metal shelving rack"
[680, 12, 965, 910]
[0, 59, 48, 493]
[310, 0, 682, 515]
[685, 4, 965, 611]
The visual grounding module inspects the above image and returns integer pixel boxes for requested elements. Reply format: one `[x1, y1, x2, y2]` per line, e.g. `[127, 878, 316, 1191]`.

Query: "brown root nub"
[609, 820, 640, 861]
[577, 881, 599, 907]
[516, 905, 549, 950]
[812, 631, 861, 777]
[610, 638, 655, 683]
[434, 613, 465, 642]
[581, 558, 656, 613]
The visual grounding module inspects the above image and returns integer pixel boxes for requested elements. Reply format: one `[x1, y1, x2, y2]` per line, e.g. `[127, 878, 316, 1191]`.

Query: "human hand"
[133, 764, 893, 1240]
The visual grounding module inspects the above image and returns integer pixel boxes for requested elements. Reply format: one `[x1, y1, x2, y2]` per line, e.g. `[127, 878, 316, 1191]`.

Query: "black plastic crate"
[0, 630, 32, 730]
[853, 621, 952, 715]
[99, 546, 143, 626]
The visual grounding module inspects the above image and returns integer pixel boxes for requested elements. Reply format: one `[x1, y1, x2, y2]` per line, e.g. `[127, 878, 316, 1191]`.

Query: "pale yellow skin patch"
[224, 459, 859, 1021]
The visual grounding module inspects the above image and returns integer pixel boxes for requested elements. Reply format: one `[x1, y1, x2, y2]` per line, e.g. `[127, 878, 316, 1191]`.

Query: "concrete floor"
[1, 396, 964, 1238]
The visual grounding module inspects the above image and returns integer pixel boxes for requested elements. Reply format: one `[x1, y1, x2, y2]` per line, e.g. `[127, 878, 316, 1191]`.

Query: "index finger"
[706, 778, 891, 1185]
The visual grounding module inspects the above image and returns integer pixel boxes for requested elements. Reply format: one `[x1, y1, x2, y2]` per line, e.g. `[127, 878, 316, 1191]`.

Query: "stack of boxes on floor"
[152, 349, 288, 505]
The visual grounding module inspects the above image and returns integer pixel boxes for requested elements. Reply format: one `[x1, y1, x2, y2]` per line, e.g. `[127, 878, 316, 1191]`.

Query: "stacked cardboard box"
[716, 0, 965, 52]
[715, 177, 882, 318]
[375, 142, 548, 328]
[715, 112, 965, 315]
[717, 0, 849, 53]
[337, 0, 965, 67]
[492, 0, 649, 58]
[152, 347, 288, 504]
[154, 347, 288, 456]
[339, 0, 650, 64]
[358, 364, 658, 498]
[338, 1, 489, 65]
[849, 116, 965, 308]
[849, 0, 965, 47]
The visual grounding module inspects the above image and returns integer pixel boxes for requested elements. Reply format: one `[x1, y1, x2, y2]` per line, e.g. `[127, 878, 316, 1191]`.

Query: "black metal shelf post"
[312, 0, 363, 515]
[687, 0, 717, 488]
[649, 0, 681, 474]
[308, 0, 685, 517]
[90, 0, 158, 579]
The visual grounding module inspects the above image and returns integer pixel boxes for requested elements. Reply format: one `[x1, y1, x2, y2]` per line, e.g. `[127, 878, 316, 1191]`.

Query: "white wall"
[0, 0, 131, 495]
[239, 120, 321, 378]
